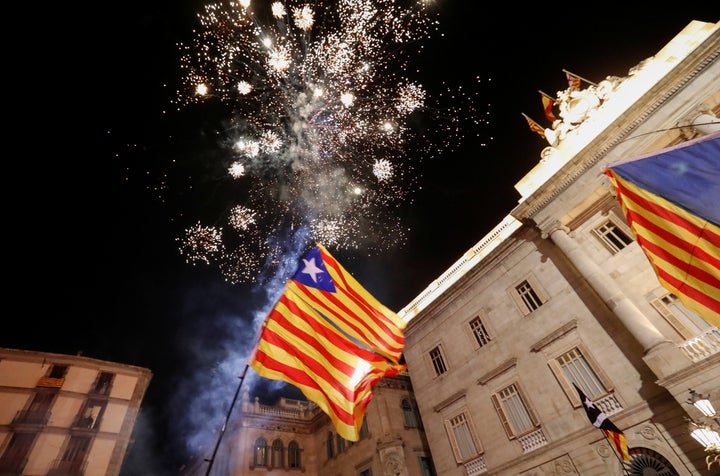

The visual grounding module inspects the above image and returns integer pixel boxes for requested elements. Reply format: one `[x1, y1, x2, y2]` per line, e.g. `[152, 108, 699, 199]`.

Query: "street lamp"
[688, 389, 718, 419]
[686, 389, 720, 471]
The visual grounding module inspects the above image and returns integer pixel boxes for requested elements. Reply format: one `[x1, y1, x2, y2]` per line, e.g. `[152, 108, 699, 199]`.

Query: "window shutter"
[443, 418, 463, 462]
[491, 394, 514, 438]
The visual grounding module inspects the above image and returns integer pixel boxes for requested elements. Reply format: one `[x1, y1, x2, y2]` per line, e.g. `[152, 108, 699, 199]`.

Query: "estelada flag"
[573, 384, 631, 461]
[603, 132, 720, 326]
[249, 244, 406, 441]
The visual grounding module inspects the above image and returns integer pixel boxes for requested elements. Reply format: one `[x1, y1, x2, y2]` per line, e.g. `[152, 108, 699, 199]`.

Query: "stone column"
[543, 222, 690, 378]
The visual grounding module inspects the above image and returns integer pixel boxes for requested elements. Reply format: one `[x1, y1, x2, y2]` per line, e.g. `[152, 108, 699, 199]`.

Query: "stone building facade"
[0, 347, 152, 476]
[397, 20, 720, 476]
[190, 373, 435, 476]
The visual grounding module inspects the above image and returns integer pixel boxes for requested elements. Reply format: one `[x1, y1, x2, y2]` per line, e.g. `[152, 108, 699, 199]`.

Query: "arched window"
[271, 439, 284, 468]
[336, 433, 345, 453]
[288, 440, 302, 469]
[359, 418, 369, 439]
[402, 398, 420, 428]
[253, 437, 267, 467]
[326, 432, 335, 459]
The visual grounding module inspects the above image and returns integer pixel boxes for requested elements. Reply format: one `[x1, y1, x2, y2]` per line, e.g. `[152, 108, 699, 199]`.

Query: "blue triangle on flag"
[292, 246, 337, 293]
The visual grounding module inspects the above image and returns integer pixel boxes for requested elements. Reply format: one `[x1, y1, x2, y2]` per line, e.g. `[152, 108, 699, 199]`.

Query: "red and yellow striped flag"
[249, 244, 406, 441]
[604, 132, 720, 326]
[522, 113, 546, 139]
[539, 91, 557, 122]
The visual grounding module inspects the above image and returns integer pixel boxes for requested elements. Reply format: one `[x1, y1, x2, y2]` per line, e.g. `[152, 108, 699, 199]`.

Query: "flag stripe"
[523, 113, 545, 138]
[540, 92, 556, 122]
[603, 429, 631, 461]
[606, 170, 720, 324]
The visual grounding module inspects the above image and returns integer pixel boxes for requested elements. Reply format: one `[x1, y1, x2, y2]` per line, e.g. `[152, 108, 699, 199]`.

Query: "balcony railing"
[680, 327, 720, 362]
[519, 428, 548, 453]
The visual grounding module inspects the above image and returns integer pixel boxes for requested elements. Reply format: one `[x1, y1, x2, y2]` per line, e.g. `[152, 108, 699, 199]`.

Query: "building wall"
[398, 20, 720, 476]
[0, 348, 152, 476]
[208, 374, 434, 476]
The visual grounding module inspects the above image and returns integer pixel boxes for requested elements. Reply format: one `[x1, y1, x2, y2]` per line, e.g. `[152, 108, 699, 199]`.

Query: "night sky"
[6, 2, 717, 474]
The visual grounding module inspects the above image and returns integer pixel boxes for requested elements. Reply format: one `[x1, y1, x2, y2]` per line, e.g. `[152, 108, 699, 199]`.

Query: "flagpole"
[562, 68, 598, 86]
[204, 365, 249, 476]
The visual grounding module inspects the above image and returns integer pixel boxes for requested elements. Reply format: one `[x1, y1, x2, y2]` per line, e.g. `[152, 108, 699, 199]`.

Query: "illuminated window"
[253, 437, 267, 467]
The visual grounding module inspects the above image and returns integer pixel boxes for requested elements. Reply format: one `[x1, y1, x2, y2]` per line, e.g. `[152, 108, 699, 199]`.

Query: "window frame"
[442, 408, 483, 464]
[651, 291, 711, 339]
[591, 212, 634, 254]
[428, 344, 448, 377]
[509, 275, 548, 316]
[271, 438, 284, 468]
[253, 437, 268, 467]
[491, 382, 539, 439]
[466, 314, 493, 349]
[287, 440, 301, 469]
[547, 344, 613, 406]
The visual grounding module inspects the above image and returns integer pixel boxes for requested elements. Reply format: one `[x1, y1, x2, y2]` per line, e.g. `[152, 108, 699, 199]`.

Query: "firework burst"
[173, 0, 489, 283]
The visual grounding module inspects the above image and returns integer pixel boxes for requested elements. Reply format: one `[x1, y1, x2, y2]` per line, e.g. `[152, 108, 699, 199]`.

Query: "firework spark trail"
[174, 0, 489, 283]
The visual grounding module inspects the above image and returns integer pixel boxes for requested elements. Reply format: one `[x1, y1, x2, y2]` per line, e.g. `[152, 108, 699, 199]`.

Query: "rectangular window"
[429, 346, 447, 376]
[469, 316, 491, 347]
[516, 280, 543, 312]
[49, 365, 68, 379]
[76, 399, 107, 430]
[93, 372, 114, 395]
[557, 348, 605, 399]
[593, 219, 633, 254]
[652, 292, 711, 338]
[547, 345, 617, 412]
[0, 433, 36, 473]
[443, 410, 482, 463]
[492, 383, 537, 437]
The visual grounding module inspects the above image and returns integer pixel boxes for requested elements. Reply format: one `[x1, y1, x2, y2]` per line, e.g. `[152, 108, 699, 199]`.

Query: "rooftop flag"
[539, 90, 557, 122]
[522, 113, 546, 139]
[603, 132, 720, 326]
[249, 244, 406, 441]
